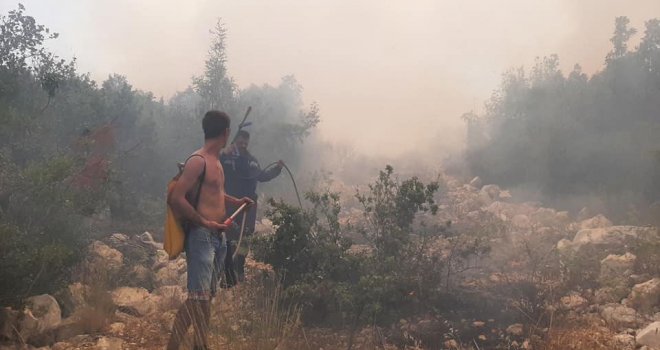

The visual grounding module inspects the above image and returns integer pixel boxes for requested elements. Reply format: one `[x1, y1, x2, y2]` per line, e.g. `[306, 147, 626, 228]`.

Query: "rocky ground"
[0, 174, 658, 349]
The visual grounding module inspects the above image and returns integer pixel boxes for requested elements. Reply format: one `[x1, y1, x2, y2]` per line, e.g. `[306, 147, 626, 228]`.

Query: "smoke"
[15, 0, 660, 160]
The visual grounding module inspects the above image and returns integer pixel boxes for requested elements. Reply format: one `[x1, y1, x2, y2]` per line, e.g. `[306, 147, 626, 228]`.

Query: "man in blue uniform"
[221, 130, 283, 281]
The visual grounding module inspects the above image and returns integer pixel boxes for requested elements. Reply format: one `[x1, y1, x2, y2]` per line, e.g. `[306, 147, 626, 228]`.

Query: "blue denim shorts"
[184, 226, 227, 300]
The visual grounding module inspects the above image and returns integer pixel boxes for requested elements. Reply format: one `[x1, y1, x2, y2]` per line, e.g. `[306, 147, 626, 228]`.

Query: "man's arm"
[225, 193, 254, 207]
[168, 156, 225, 230]
[257, 160, 283, 182]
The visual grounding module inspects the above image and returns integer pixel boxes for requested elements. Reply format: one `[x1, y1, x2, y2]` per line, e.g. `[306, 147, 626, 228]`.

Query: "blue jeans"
[184, 226, 227, 300]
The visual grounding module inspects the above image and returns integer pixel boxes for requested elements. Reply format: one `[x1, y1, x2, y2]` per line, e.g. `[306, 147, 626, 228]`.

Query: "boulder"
[613, 333, 635, 350]
[595, 287, 626, 304]
[506, 323, 524, 336]
[469, 176, 482, 188]
[94, 336, 123, 350]
[512, 214, 531, 228]
[560, 293, 588, 311]
[110, 287, 155, 316]
[86, 241, 123, 274]
[129, 264, 153, 287]
[579, 214, 613, 230]
[599, 253, 636, 288]
[154, 258, 187, 287]
[57, 283, 90, 316]
[480, 184, 501, 203]
[0, 307, 19, 340]
[629, 278, 660, 314]
[560, 226, 658, 252]
[153, 285, 186, 311]
[637, 321, 660, 349]
[19, 295, 61, 340]
[600, 304, 638, 329]
[107, 233, 129, 247]
[137, 231, 163, 250]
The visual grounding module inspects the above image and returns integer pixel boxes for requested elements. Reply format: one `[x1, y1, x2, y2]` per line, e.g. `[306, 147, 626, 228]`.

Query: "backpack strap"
[185, 154, 206, 209]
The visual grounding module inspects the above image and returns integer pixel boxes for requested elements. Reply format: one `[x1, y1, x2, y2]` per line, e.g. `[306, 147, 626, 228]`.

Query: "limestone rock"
[600, 304, 638, 329]
[599, 253, 636, 287]
[137, 231, 163, 250]
[561, 226, 658, 252]
[637, 321, 660, 349]
[110, 287, 154, 316]
[469, 176, 482, 188]
[506, 323, 524, 336]
[87, 241, 123, 274]
[560, 293, 588, 311]
[19, 294, 61, 341]
[480, 184, 501, 203]
[579, 214, 613, 230]
[94, 336, 123, 350]
[613, 333, 635, 350]
[629, 278, 660, 314]
[0, 307, 19, 340]
[154, 258, 187, 287]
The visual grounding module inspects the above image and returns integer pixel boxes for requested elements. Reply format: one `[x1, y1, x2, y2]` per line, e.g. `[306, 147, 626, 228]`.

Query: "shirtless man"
[166, 110, 253, 350]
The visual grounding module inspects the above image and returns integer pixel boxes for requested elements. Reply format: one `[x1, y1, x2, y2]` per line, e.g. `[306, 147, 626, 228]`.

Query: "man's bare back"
[190, 149, 227, 224]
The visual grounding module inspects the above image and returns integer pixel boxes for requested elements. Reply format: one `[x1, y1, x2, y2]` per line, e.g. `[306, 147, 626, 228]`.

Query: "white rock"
[567, 226, 658, 252]
[560, 293, 588, 311]
[637, 321, 660, 349]
[155, 258, 187, 287]
[107, 233, 129, 246]
[87, 241, 123, 273]
[0, 307, 19, 340]
[613, 333, 635, 350]
[95, 336, 124, 350]
[506, 323, 524, 336]
[111, 287, 155, 316]
[19, 294, 62, 340]
[629, 278, 660, 314]
[469, 176, 482, 188]
[579, 214, 613, 230]
[601, 304, 638, 328]
[600, 253, 636, 285]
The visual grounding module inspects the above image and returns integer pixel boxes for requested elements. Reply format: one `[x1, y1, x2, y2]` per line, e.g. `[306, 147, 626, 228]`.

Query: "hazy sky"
[4, 0, 660, 156]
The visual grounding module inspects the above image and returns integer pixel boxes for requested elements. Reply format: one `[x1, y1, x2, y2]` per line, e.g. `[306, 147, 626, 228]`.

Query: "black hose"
[233, 161, 303, 209]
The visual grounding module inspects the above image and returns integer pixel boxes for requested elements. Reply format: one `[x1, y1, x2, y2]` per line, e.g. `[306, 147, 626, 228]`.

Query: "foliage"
[0, 5, 320, 305]
[254, 166, 489, 337]
[465, 16, 660, 218]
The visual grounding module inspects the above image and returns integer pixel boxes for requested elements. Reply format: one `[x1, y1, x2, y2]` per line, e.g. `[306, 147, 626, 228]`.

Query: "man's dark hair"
[202, 110, 231, 140]
[236, 130, 250, 140]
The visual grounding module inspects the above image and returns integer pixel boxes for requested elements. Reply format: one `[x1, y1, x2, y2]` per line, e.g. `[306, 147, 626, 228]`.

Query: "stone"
[130, 264, 152, 287]
[153, 285, 186, 311]
[137, 231, 163, 250]
[629, 278, 660, 314]
[154, 258, 187, 287]
[110, 287, 155, 316]
[512, 214, 531, 228]
[595, 287, 625, 304]
[560, 293, 588, 311]
[57, 282, 90, 316]
[506, 323, 524, 336]
[108, 322, 125, 335]
[480, 184, 501, 202]
[637, 321, 660, 349]
[52, 342, 73, 350]
[469, 176, 482, 188]
[107, 233, 129, 246]
[569, 226, 657, 252]
[579, 214, 613, 230]
[94, 336, 123, 350]
[0, 307, 19, 340]
[600, 253, 636, 287]
[613, 333, 635, 350]
[19, 294, 62, 340]
[600, 304, 638, 329]
[86, 241, 123, 274]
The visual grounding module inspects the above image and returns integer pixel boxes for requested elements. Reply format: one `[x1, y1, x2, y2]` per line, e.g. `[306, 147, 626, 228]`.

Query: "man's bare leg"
[167, 299, 209, 350]
[191, 300, 211, 349]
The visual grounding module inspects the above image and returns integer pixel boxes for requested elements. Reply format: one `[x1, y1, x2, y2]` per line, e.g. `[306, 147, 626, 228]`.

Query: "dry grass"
[537, 322, 619, 350]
